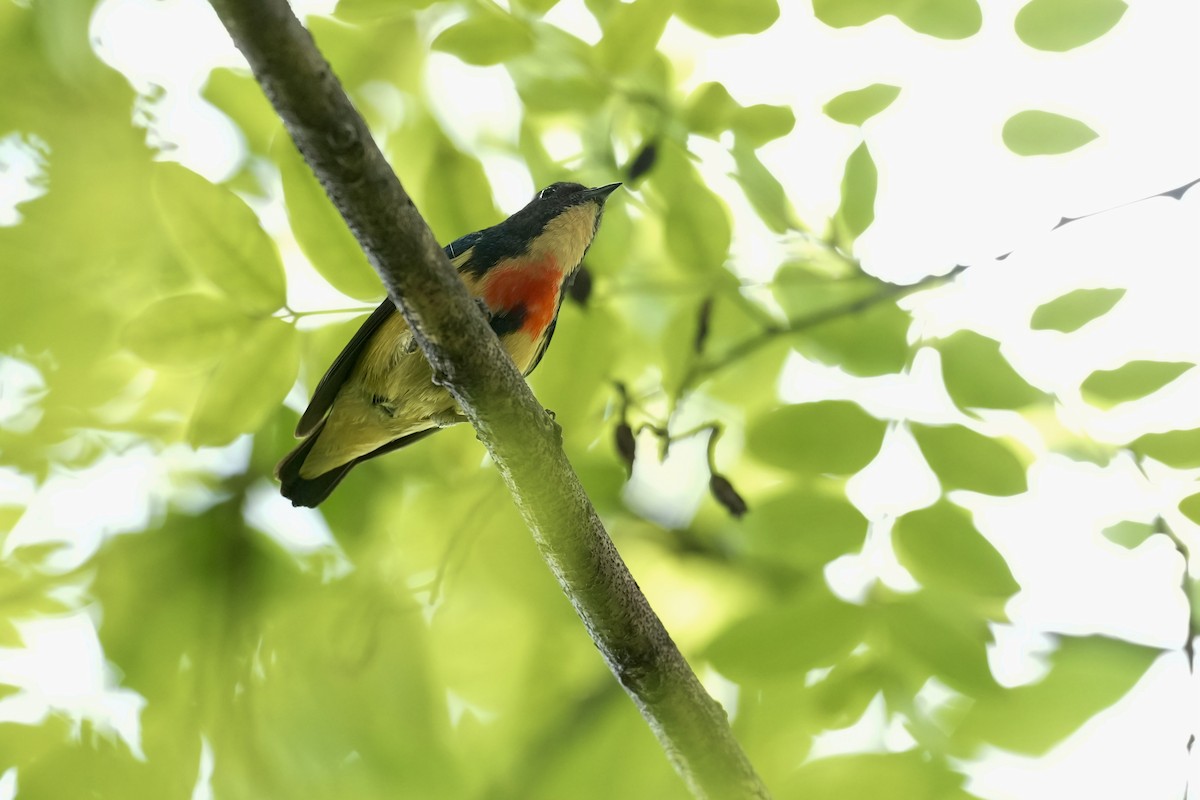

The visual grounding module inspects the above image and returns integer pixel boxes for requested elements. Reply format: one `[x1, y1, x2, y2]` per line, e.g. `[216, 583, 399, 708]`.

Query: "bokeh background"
[1, 0, 1198, 798]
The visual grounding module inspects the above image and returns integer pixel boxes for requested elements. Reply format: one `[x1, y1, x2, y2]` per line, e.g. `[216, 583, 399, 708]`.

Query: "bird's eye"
[538, 185, 559, 199]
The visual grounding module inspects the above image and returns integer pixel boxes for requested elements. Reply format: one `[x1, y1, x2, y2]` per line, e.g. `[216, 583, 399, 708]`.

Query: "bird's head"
[461, 182, 620, 277]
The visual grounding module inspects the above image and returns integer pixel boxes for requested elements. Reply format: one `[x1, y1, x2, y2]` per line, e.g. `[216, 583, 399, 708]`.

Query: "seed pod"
[567, 264, 593, 307]
[626, 141, 658, 181]
[615, 422, 637, 475]
[709, 473, 747, 518]
[693, 296, 713, 354]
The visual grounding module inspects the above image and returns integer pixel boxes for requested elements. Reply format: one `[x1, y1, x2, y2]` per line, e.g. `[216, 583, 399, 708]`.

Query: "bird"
[276, 181, 620, 507]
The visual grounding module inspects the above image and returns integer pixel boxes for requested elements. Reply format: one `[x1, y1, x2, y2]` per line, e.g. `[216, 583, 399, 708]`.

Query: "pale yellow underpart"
[299, 201, 601, 478]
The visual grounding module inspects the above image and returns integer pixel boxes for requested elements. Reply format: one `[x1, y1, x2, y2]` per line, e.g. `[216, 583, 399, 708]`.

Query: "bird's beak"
[586, 183, 622, 202]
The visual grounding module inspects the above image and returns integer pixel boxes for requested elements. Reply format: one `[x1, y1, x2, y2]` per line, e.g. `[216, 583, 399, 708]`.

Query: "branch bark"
[205, 2, 770, 797]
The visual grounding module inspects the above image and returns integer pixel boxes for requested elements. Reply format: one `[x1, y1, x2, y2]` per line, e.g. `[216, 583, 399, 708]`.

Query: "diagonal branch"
[205, 1, 770, 797]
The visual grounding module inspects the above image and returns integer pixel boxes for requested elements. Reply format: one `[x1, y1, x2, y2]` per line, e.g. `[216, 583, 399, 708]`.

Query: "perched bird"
[276, 181, 620, 507]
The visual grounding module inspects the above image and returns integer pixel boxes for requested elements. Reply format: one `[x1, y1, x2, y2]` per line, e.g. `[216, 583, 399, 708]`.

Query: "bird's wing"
[295, 298, 396, 437]
[294, 239, 481, 438]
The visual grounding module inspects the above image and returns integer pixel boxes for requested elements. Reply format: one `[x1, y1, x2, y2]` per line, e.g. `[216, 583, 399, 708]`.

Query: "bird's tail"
[275, 421, 443, 508]
[274, 420, 356, 508]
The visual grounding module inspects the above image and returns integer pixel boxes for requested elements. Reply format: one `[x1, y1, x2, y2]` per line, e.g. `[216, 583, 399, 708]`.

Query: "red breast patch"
[481, 256, 563, 338]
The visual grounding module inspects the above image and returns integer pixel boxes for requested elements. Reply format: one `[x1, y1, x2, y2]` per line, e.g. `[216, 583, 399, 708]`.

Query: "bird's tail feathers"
[275, 421, 443, 508]
[275, 420, 356, 508]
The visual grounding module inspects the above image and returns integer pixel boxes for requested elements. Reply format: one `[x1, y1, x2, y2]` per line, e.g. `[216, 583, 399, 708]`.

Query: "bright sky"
[1, 1, 1198, 798]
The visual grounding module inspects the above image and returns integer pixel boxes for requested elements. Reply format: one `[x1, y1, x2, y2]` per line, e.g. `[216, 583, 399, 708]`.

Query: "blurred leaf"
[833, 142, 877, 247]
[1101, 520, 1156, 549]
[796, 299, 912, 377]
[189, 318, 300, 447]
[706, 585, 868, 683]
[1081, 360, 1193, 406]
[334, 0, 436, 21]
[1179, 493, 1200, 525]
[936, 330, 1045, 410]
[677, 0, 779, 36]
[807, 655, 882, 730]
[153, 163, 286, 315]
[812, 0, 982, 39]
[684, 81, 740, 137]
[893, 500, 1019, 598]
[122, 293, 250, 370]
[951, 636, 1161, 755]
[740, 488, 869, 569]
[783, 751, 970, 800]
[1002, 110, 1098, 156]
[596, 0, 672, 75]
[747, 401, 887, 475]
[731, 141, 799, 233]
[308, 14, 423, 92]
[273, 129, 382, 300]
[652, 144, 731, 275]
[513, 0, 562, 12]
[823, 84, 901, 126]
[201, 67, 280, 157]
[433, 8, 534, 66]
[882, 592, 999, 695]
[1014, 0, 1127, 51]
[1128, 428, 1200, 469]
[772, 265, 881, 318]
[734, 104, 796, 147]
[1030, 287, 1125, 332]
[911, 423, 1028, 496]
[417, 132, 501, 242]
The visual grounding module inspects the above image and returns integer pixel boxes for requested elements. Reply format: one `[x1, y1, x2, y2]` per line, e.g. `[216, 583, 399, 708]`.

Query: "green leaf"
[1081, 361, 1193, 406]
[705, 585, 868, 683]
[677, 0, 779, 36]
[733, 104, 796, 147]
[189, 318, 300, 447]
[334, 0, 438, 21]
[653, 145, 732, 275]
[833, 142, 877, 247]
[596, 0, 672, 75]
[432, 9, 533, 66]
[1179, 494, 1200, 525]
[883, 593, 999, 695]
[1015, 0, 1127, 51]
[201, 68, 280, 156]
[823, 84, 902, 126]
[1002, 110, 1098, 156]
[122, 293, 250, 370]
[812, 0, 982, 39]
[795, 300, 912, 377]
[513, 0, 561, 12]
[936, 330, 1045, 410]
[1030, 287, 1125, 332]
[741, 489, 869, 569]
[730, 142, 799, 233]
[911, 423, 1028, 496]
[153, 163, 286, 315]
[783, 751, 969, 800]
[747, 401, 886, 474]
[893, 500, 1019, 598]
[951, 636, 1161, 755]
[1101, 520, 1156, 549]
[415, 134, 501, 243]
[684, 82, 740, 137]
[273, 130, 382, 301]
[1128, 428, 1200, 469]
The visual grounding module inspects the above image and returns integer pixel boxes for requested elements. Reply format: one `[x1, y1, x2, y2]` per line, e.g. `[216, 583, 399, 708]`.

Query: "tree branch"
[204, 1, 769, 797]
[682, 263, 970, 392]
